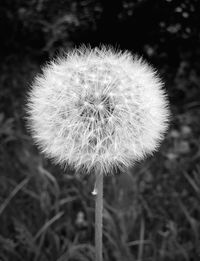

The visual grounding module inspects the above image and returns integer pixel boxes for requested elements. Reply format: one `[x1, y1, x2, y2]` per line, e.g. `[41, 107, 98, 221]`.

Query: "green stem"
[95, 171, 104, 261]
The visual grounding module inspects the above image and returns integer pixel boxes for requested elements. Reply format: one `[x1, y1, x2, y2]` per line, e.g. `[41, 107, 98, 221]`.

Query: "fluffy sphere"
[26, 46, 170, 174]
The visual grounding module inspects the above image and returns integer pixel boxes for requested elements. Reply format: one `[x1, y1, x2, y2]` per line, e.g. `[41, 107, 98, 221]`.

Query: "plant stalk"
[95, 171, 104, 261]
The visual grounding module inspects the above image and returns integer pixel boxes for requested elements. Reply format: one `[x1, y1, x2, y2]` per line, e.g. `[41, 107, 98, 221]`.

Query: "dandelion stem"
[95, 171, 103, 261]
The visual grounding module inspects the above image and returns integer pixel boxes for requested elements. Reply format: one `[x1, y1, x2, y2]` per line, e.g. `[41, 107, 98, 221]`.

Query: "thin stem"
[95, 171, 104, 261]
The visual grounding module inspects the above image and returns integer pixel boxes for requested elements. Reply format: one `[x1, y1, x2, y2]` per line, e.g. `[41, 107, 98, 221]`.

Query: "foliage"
[0, 0, 200, 260]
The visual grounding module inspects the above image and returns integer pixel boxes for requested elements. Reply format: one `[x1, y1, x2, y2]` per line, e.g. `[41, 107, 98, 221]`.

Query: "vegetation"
[0, 0, 200, 260]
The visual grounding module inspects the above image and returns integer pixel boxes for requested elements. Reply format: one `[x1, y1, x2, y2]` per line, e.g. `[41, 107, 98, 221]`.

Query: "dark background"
[0, 0, 200, 260]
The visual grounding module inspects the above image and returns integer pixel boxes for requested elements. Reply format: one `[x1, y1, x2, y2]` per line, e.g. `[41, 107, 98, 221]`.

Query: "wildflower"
[26, 46, 170, 174]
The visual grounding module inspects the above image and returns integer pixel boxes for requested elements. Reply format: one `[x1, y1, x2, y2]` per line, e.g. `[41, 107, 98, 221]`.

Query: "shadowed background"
[0, 0, 200, 260]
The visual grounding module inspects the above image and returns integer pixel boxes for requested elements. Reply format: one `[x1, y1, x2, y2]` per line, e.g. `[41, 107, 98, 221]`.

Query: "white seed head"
[26, 46, 170, 174]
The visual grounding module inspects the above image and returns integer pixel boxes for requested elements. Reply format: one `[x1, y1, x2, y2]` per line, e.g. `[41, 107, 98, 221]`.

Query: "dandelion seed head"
[26, 46, 170, 174]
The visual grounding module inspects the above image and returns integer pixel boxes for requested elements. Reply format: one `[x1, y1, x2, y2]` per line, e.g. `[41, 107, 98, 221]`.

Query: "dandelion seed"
[26, 46, 170, 174]
[92, 185, 98, 195]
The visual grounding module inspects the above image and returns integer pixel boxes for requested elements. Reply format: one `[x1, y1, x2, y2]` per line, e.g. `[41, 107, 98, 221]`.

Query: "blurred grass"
[0, 51, 200, 261]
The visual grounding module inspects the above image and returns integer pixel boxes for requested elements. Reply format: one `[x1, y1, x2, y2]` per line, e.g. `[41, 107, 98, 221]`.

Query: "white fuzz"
[26, 46, 170, 174]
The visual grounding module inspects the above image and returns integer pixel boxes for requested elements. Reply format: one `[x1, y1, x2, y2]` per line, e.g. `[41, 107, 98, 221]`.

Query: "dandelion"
[26, 46, 170, 261]
[26, 46, 169, 174]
